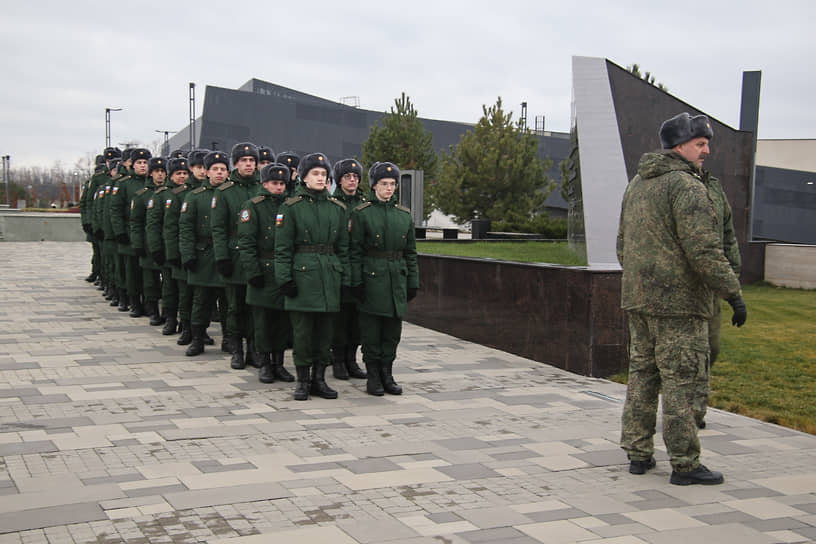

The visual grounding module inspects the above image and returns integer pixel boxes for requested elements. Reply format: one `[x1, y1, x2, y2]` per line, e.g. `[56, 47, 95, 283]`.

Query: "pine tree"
[430, 97, 553, 225]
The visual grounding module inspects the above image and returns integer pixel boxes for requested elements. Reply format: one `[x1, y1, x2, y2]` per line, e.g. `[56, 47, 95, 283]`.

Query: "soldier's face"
[171, 170, 189, 185]
[340, 172, 359, 196]
[675, 137, 710, 168]
[303, 168, 328, 191]
[191, 164, 207, 180]
[373, 178, 397, 202]
[208, 164, 229, 185]
[263, 179, 287, 195]
[258, 160, 273, 170]
[133, 159, 149, 175]
[236, 156, 256, 177]
[151, 170, 167, 185]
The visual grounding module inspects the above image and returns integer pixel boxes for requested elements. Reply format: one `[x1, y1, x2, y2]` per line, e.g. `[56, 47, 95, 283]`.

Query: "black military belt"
[260, 250, 275, 259]
[366, 249, 403, 260]
[296, 245, 335, 254]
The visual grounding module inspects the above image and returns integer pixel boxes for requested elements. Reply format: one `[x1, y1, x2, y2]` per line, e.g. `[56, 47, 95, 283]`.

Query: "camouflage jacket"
[616, 151, 741, 318]
[701, 170, 741, 275]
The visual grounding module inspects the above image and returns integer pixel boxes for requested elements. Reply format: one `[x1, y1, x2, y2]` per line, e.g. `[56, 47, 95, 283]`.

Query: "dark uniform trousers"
[125, 255, 142, 297]
[289, 311, 333, 368]
[177, 278, 193, 322]
[332, 302, 361, 349]
[143, 268, 162, 304]
[103, 240, 118, 286]
[92, 241, 101, 276]
[160, 266, 177, 311]
[252, 306, 291, 353]
[191, 286, 225, 327]
[359, 312, 402, 365]
[224, 284, 252, 340]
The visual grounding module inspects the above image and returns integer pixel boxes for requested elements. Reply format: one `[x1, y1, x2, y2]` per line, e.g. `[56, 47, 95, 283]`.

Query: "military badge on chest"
[181, 202, 188, 213]
[165, 199, 173, 209]
[147, 199, 154, 209]
[275, 213, 284, 227]
[211, 196, 217, 209]
[240, 209, 250, 223]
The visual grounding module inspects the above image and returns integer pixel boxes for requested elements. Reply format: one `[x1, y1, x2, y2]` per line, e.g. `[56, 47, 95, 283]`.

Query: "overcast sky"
[2, 0, 814, 171]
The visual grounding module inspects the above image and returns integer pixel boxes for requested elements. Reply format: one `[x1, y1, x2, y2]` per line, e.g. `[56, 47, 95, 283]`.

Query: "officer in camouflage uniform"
[130, 156, 168, 325]
[258, 146, 275, 170]
[330, 158, 368, 381]
[111, 148, 152, 317]
[146, 157, 190, 335]
[275, 153, 350, 401]
[237, 163, 296, 384]
[212, 142, 261, 369]
[276, 151, 300, 196]
[349, 162, 418, 396]
[617, 112, 747, 486]
[179, 151, 229, 356]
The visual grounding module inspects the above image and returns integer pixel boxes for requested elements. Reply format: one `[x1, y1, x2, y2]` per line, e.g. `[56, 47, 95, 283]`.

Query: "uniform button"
[376, 234, 380, 238]
[301, 266, 306, 270]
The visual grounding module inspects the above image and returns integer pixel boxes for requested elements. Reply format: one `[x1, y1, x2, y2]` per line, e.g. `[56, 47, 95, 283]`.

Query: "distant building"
[167, 79, 571, 220]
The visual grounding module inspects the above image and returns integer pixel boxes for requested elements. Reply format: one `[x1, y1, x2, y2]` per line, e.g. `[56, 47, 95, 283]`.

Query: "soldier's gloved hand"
[352, 284, 366, 303]
[116, 233, 129, 245]
[82, 223, 92, 233]
[407, 287, 418, 301]
[216, 259, 232, 277]
[727, 295, 747, 327]
[135, 247, 146, 258]
[280, 280, 298, 298]
[248, 275, 264, 288]
[183, 258, 198, 272]
[94, 229, 104, 241]
[152, 251, 165, 265]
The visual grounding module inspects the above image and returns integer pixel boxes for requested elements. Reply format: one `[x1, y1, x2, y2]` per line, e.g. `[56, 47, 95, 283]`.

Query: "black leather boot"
[185, 324, 205, 356]
[245, 339, 261, 369]
[365, 362, 384, 396]
[332, 346, 349, 380]
[177, 320, 192, 345]
[162, 312, 178, 335]
[310, 363, 338, 399]
[85, 272, 97, 283]
[294, 366, 311, 401]
[129, 296, 145, 318]
[345, 345, 367, 379]
[272, 351, 295, 382]
[381, 360, 402, 395]
[109, 288, 120, 306]
[230, 336, 246, 369]
[258, 353, 274, 384]
[148, 302, 165, 326]
[218, 322, 229, 350]
[117, 289, 130, 311]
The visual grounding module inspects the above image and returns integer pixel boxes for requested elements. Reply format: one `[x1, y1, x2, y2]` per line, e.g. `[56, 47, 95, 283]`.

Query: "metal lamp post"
[105, 107, 122, 147]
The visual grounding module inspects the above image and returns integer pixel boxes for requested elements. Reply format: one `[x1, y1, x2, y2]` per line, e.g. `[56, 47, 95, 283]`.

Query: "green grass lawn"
[611, 283, 816, 434]
[416, 241, 587, 266]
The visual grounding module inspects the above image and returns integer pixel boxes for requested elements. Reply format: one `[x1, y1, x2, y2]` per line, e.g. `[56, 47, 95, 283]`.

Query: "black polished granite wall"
[406, 254, 628, 377]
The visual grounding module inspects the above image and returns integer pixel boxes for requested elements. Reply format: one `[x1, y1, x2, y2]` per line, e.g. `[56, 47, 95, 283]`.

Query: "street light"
[154, 130, 175, 156]
[2, 155, 10, 207]
[105, 107, 123, 147]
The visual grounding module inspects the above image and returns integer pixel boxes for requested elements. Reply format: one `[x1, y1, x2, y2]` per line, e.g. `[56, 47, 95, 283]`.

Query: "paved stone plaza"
[1, 242, 815, 543]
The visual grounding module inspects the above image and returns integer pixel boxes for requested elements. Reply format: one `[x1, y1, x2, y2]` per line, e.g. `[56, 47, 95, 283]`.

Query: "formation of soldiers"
[79, 144, 419, 401]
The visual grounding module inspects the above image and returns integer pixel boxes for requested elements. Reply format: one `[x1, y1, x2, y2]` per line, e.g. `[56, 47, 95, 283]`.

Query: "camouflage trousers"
[620, 312, 708, 471]
[693, 298, 722, 426]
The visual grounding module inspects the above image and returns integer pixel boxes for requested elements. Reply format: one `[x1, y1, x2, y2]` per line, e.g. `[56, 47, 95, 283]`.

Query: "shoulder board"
[135, 187, 149, 196]
[154, 186, 169, 194]
[330, 198, 346, 210]
[217, 181, 234, 191]
[284, 196, 303, 206]
[251, 195, 266, 204]
[172, 185, 187, 195]
[395, 204, 411, 213]
[117, 175, 132, 183]
[354, 202, 372, 211]
[192, 186, 207, 194]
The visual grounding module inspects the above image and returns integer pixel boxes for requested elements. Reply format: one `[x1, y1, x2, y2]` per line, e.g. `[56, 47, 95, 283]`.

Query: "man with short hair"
[258, 146, 275, 170]
[276, 151, 300, 196]
[617, 112, 747, 486]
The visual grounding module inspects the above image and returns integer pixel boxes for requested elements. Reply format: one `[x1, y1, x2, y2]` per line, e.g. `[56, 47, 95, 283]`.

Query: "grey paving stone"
[0, 502, 105, 534]
[629, 489, 690, 509]
[340, 458, 402, 474]
[597, 513, 639, 525]
[125, 484, 188, 498]
[19, 394, 71, 405]
[694, 511, 760, 525]
[434, 438, 492, 451]
[287, 462, 342, 473]
[80, 473, 145, 486]
[435, 463, 502, 481]
[573, 448, 628, 467]
[701, 438, 760, 455]
[427, 511, 463, 523]
[724, 487, 785, 499]
[0, 441, 58, 456]
[337, 519, 420, 543]
[191, 461, 257, 474]
[488, 450, 541, 461]
[525, 508, 588, 523]
[743, 516, 809, 531]
[164, 482, 291, 510]
[459, 527, 539, 543]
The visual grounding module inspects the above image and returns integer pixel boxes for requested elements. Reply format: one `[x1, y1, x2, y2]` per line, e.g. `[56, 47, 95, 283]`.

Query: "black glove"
[407, 287, 418, 301]
[82, 223, 92, 234]
[135, 247, 146, 258]
[727, 295, 747, 327]
[116, 233, 129, 245]
[152, 251, 165, 265]
[183, 258, 198, 272]
[352, 284, 366, 303]
[94, 229, 104, 241]
[280, 280, 298, 298]
[248, 275, 265, 288]
[216, 259, 233, 277]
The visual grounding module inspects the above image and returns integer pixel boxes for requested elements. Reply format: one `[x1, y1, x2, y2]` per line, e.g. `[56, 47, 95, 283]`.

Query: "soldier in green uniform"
[111, 148, 152, 317]
[238, 163, 296, 384]
[80, 155, 108, 283]
[95, 159, 120, 302]
[275, 152, 349, 401]
[212, 142, 261, 369]
[693, 171, 742, 429]
[87, 162, 108, 291]
[617, 112, 747, 486]
[258, 146, 275, 170]
[104, 149, 133, 310]
[349, 162, 418, 396]
[330, 158, 368, 380]
[93, 147, 121, 295]
[179, 151, 229, 356]
[275, 151, 300, 196]
[131, 156, 168, 325]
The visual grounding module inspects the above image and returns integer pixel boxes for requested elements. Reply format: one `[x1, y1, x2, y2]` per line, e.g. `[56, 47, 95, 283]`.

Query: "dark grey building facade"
[753, 165, 816, 244]
[167, 79, 570, 215]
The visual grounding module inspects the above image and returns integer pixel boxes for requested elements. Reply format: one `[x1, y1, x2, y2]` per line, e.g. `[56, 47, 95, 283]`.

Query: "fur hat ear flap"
[660, 112, 714, 149]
